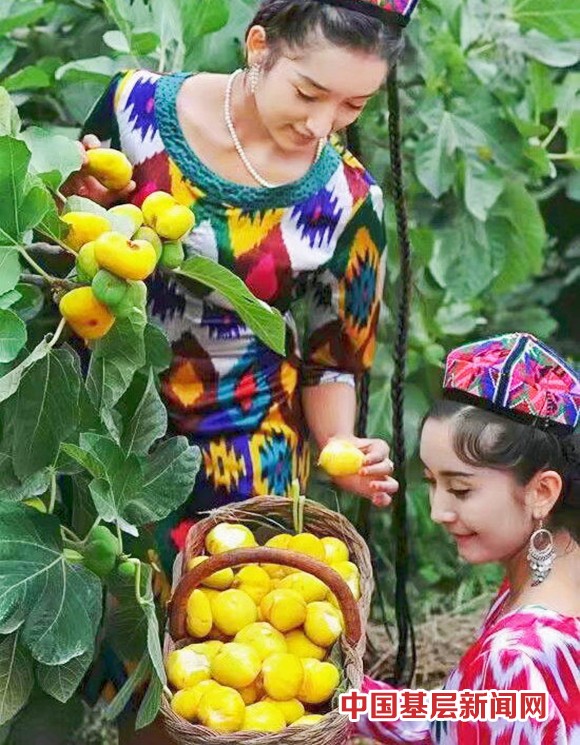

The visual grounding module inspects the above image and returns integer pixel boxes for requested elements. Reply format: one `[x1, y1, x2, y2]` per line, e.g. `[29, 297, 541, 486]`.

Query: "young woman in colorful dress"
[357, 332, 580, 744]
[63, 0, 419, 575]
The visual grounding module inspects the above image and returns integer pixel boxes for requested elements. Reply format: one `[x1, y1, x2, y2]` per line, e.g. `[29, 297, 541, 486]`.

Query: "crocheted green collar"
[155, 72, 340, 209]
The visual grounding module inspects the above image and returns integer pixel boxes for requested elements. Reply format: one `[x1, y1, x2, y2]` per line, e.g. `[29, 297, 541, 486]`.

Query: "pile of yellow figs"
[165, 522, 361, 733]
[58, 149, 194, 341]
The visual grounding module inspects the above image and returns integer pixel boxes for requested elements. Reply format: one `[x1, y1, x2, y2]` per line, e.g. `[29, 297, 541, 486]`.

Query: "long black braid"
[350, 65, 416, 685]
[386, 66, 416, 686]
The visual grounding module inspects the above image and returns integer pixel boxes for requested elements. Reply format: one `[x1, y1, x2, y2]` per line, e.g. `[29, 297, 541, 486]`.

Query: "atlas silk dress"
[82, 68, 387, 573]
[355, 579, 580, 744]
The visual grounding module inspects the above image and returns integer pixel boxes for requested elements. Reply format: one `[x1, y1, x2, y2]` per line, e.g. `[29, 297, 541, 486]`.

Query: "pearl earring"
[527, 520, 556, 586]
[248, 63, 261, 95]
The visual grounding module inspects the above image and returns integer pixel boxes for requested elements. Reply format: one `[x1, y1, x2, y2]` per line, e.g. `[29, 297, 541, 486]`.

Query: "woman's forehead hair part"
[246, 0, 411, 68]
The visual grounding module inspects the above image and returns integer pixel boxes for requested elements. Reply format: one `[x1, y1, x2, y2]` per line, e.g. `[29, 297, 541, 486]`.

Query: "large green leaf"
[36, 198, 69, 248]
[506, 30, 580, 67]
[0, 249, 20, 298]
[118, 371, 168, 455]
[35, 649, 93, 704]
[136, 672, 163, 730]
[143, 322, 172, 373]
[139, 437, 200, 522]
[10, 284, 44, 324]
[107, 565, 152, 662]
[65, 433, 199, 527]
[12, 347, 80, 480]
[189, 0, 254, 72]
[0, 89, 20, 137]
[87, 310, 147, 412]
[0, 3, 56, 35]
[20, 127, 83, 192]
[55, 56, 122, 86]
[0, 310, 26, 364]
[79, 434, 145, 525]
[414, 116, 456, 199]
[557, 73, 580, 128]
[177, 256, 286, 355]
[429, 214, 504, 301]
[181, 0, 228, 37]
[0, 503, 102, 665]
[0, 291, 20, 311]
[512, 0, 580, 40]
[0, 335, 52, 405]
[0, 458, 50, 504]
[0, 137, 50, 247]
[0, 632, 34, 726]
[2, 66, 50, 93]
[487, 181, 546, 294]
[464, 158, 504, 221]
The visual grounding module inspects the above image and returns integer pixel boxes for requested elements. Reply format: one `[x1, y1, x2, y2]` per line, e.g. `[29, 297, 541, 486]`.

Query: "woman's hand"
[60, 134, 136, 207]
[331, 436, 398, 508]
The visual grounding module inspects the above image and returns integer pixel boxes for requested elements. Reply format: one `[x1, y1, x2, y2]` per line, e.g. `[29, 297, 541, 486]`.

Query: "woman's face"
[420, 417, 536, 565]
[253, 39, 388, 152]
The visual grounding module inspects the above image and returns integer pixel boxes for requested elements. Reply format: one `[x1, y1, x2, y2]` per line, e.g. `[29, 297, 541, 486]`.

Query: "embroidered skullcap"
[443, 333, 580, 436]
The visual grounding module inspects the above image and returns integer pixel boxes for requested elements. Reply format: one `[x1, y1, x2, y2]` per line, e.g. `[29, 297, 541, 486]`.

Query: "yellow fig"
[186, 589, 213, 639]
[241, 702, 286, 732]
[109, 203, 143, 232]
[187, 556, 234, 590]
[210, 642, 261, 689]
[59, 286, 115, 341]
[154, 204, 195, 240]
[260, 589, 307, 633]
[303, 601, 344, 648]
[141, 190, 176, 224]
[93, 231, 157, 281]
[197, 685, 245, 733]
[211, 589, 258, 636]
[232, 565, 272, 604]
[62, 212, 111, 252]
[85, 148, 133, 191]
[321, 536, 350, 564]
[297, 658, 340, 705]
[262, 652, 304, 701]
[205, 523, 257, 555]
[165, 647, 211, 690]
[318, 439, 364, 477]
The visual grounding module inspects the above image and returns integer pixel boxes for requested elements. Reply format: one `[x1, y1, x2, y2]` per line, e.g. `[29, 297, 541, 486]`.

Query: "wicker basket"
[158, 496, 374, 744]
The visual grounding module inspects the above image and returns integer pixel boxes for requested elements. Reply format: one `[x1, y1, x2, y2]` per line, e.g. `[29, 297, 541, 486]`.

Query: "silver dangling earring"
[248, 63, 261, 95]
[527, 521, 556, 586]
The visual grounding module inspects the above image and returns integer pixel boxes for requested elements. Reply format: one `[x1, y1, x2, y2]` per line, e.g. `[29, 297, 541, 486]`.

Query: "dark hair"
[424, 399, 580, 541]
[248, 0, 414, 687]
[247, 0, 405, 68]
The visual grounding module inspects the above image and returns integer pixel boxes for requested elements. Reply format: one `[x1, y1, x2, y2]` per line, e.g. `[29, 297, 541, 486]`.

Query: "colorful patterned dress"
[82, 69, 386, 571]
[356, 581, 580, 743]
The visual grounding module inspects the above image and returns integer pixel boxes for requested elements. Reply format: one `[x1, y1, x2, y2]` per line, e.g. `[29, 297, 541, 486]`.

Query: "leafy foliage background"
[0, 0, 578, 739]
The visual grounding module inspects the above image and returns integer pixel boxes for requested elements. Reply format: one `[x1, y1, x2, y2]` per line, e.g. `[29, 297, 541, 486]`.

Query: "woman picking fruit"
[356, 333, 580, 743]
[63, 0, 420, 575]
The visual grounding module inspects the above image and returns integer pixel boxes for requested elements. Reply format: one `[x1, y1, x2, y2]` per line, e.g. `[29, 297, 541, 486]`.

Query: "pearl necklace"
[224, 68, 326, 189]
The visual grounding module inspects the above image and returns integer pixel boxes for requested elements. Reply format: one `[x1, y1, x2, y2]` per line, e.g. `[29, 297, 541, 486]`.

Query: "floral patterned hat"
[443, 333, 580, 435]
[313, 0, 419, 26]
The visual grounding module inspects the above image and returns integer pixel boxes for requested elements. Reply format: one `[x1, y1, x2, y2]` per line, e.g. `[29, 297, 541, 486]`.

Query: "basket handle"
[168, 547, 363, 646]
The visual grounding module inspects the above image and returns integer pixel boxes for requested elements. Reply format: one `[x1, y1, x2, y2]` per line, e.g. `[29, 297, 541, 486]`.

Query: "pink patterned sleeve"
[353, 676, 434, 744]
[448, 648, 567, 744]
